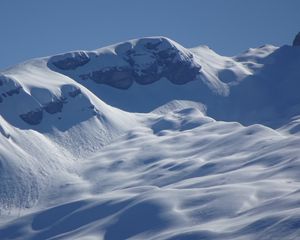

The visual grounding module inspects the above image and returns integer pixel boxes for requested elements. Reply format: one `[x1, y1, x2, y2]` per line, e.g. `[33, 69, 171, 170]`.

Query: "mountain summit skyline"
[0, 33, 300, 239]
[1, 0, 300, 71]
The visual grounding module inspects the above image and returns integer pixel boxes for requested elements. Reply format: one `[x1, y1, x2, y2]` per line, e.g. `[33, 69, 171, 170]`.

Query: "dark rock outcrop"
[81, 67, 135, 89]
[68, 88, 81, 98]
[293, 32, 300, 46]
[20, 109, 44, 125]
[51, 51, 90, 70]
[43, 98, 65, 114]
[0, 76, 23, 104]
[18, 89, 83, 125]
[49, 37, 202, 90]
[6, 86, 22, 96]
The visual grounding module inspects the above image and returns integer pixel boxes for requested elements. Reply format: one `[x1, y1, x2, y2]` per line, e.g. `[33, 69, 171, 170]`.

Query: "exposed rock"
[87, 67, 135, 89]
[51, 51, 90, 70]
[6, 86, 22, 96]
[293, 32, 300, 46]
[43, 99, 64, 114]
[20, 109, 43, 125]
[68, 88, 81, 98]
[49, 37, 201, 90]
[18, 90, 84, 125]
[0, 87, 22, 104]
[0, 75, 22, 104]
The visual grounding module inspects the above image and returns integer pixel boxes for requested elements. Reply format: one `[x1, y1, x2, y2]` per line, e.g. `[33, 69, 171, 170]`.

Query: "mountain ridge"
[1, 36, 300, 128]
[0, 35, 300, 240]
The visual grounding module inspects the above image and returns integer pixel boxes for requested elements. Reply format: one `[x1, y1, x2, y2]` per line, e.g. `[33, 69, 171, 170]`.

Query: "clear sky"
[0, 0, 299, 70]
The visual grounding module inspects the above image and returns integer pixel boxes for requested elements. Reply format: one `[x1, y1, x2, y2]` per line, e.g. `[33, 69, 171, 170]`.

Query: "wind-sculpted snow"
[0, 105, 299, 239]
[4, 36, 300, 127]
[1, 35, 300, 239]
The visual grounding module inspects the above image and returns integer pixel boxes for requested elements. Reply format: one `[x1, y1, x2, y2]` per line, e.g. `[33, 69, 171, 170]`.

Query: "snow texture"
[0, 35, 300, 240]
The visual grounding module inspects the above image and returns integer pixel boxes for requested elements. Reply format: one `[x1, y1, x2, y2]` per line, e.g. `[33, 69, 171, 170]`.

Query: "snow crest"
[0, 36, 300, 240]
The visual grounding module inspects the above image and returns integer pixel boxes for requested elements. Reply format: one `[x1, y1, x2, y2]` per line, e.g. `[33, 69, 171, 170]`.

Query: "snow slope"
[0, 36, 300, 239]
[46, 37, 300, 127]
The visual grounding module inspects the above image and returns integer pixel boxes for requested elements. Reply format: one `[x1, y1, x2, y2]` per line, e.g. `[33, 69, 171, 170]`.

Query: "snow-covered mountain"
[0, 35, 300, 240]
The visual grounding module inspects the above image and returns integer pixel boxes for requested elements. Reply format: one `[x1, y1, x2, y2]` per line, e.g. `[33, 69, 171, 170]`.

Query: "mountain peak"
[48, 36, 202, 89]
[293, 32, 300, 46]
[1, 35, 300, 240]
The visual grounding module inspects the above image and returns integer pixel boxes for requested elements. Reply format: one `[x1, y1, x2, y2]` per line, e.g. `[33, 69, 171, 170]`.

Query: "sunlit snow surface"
[0, 37, 300, 239]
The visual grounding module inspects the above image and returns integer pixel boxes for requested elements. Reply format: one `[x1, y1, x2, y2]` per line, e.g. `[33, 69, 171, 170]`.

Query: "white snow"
[0, 36, 299, 240]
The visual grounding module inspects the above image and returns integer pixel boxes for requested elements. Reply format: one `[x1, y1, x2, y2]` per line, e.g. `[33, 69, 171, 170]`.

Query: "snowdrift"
[0, 36, 300, 239]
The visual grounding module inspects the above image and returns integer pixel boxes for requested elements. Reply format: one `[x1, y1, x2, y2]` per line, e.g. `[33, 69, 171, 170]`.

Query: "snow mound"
[1, 112, 299, 239]
[0, 59, 139, 213]
[1, 35, 300, 240]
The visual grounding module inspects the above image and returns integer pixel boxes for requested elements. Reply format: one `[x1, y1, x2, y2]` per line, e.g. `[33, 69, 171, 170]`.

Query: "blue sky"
[0, 0, 299, 70]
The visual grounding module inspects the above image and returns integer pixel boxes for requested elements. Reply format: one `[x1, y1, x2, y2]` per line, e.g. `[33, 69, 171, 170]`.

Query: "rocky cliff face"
[49, 37, 202, 89]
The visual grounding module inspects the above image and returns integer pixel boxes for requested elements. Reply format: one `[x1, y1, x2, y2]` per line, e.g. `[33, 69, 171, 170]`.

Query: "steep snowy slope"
[2, 36, 300, 128]
[46, 36, 300, 127]
[0, 59, 139, 214]
[0, 35, 300, 239]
